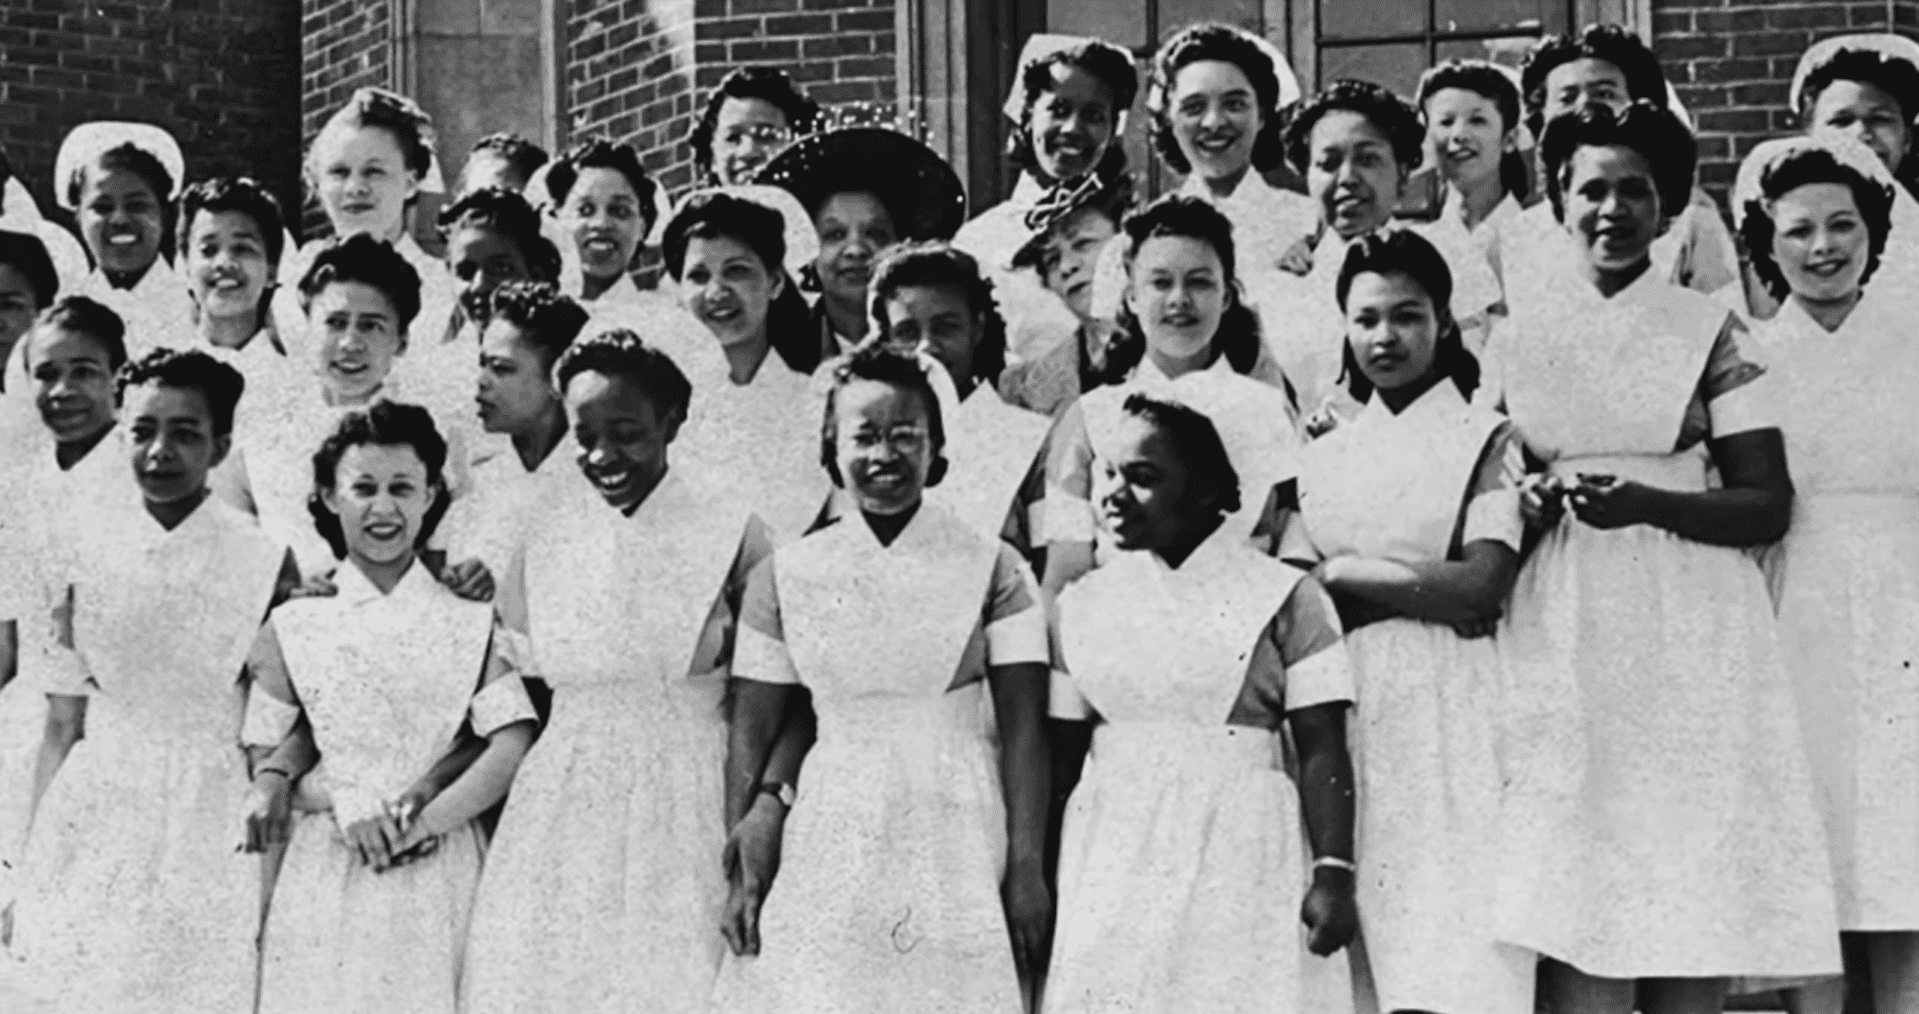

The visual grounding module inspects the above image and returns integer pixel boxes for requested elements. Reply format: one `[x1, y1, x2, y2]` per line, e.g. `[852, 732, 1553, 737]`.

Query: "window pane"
[1050, 7, 1149, 51]
[1159, 0, 1263, 35]
[1437, 36, 1545, 73]
[1319, 0, 1423, 40]
[1318, 41, 1426, 96]
[1434, 0, 1563, 35]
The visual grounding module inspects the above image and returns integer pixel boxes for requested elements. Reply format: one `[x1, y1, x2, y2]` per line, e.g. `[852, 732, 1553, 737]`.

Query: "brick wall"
[300, 0, 394, 238]
[0, 0, 302, 251]
[1651, 0, 1913, 211]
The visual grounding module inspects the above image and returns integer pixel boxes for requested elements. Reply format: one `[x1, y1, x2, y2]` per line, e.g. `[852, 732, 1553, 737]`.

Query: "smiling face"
[712, 97, 794, 185]
[124, 382, 227, 506]
[1309, 110, 1405, 239]
[884, 283, 980, 389]
[1344, 269, 1443, 394]
[1809, 79, 1913, 176]
[476, 317, 560, 435]
[312, 123, 419, 241]
[681, 233, 782, 349]
[814, 192, 898, 302]
[1039, 208, 1118, 321]
[309, 279, 405, 404]
[833, 377, 935, 516]
[1170, 59, 1262, 186]
[1771, 180, 1871, 304]
[185, 209, 271, 325]
[565, 369, 681, 511]
[1541, 56, 1632, 123]
[1128, 234, 1227, 367]
[78, 164, 164, 278]
[1029, 64, 1119, 183]
[447, 221, 532, 324]
[320, 442, 435, 567]
[29, 326, 118, 445]
[1561, 143, 1663, 279]
[0, 265, 41, 370]
[1097, 414, 1211, 552]
[561, 166, 645, 285]
[1426, 86, 1513, 193]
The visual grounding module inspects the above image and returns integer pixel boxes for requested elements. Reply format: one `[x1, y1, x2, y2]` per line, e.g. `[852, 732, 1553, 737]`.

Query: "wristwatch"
[757, 780, 797, 811]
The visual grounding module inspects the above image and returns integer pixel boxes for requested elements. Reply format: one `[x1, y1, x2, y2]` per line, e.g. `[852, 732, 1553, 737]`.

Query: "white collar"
[1133, 348, 1235, 385]
[1441, 188, 1521, 235]
[1356, 374, 1470, 429]
[332, 555, 436, 608]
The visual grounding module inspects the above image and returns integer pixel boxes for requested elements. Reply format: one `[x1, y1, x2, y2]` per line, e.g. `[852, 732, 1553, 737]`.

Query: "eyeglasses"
[720, 124, 792, 147]
[848, 426, 928, 453]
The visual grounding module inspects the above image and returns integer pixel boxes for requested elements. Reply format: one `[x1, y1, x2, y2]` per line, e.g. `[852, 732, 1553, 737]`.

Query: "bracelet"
[1313, 855, 1356, 873]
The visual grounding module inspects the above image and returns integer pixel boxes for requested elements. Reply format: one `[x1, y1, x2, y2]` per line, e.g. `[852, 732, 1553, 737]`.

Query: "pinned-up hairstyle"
[1119, 391, 1241, 515]
[115, 346, 246, 437]
[32, 295, 127, 373]
[1740, 145, 1896, 301]
[313, 87, 437, 184]
[435, 185, 563, 284]
[819, 343, 948, 489]
[0, 231, 60, 309]
[690, 67, 823, 175]
[1334, 229, 1479, 403]
[1149, 23, 1289, 175]
[1519, 24, 1669, 137]
[868, 241, 1009, 389]
[308, 399, 451, 559]
[660, 191, 817, 374]
[177, 176, 288, 269]
[1417, 59, 1531, 201]
[1008, 39, 1140, 174]
[1283, 79, 1427, 177]
[545, 138, 662, 237]
[1540, 100, 1696, 222]
[468, 132, 550, 183]
[553, 327, 694, 425]
[487, 281, 591, 374]
[296, 233, 425, 334]
[66, 142, 175, 213]
[1108, 194, 1261, 383]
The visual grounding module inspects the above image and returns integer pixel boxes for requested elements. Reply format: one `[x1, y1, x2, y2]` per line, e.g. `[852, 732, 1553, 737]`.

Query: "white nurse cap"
[53, 120, 185, 210]
[1731, 133, 1894, 233]
[1001, 33, 1148, 122]
[1790, 33, 1919, 114]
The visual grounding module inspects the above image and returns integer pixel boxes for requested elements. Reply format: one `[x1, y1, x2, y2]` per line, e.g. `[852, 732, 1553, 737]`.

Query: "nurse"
[689, 67, 821, 188]
[1485, 101, 1841, 1014]
[1735, 133, 1919, 1014]
[1789, 33, 1919, 294]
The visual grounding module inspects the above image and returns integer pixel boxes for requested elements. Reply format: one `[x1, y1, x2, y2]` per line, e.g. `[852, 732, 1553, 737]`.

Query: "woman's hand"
[1301, 866, 1359, 956]
[1519, 473, 1567, 531]
[439, 558, 495, 603]
[721, 796, 788, 956]
[1568, 473, 1659, 531]
[1278, 234, 1318, 277]
[241, 771, 294, 854]
[342, 813, 403, 871]
[1002, 859, 1054, 979]
[1303, 405, 1342, 440]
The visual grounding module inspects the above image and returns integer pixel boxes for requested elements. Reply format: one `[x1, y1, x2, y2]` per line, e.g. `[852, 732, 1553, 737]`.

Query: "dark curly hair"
[116, 346, 246, 437]
[313, 87, 437, 184]
[0, 232, 60, 310]
[1007, 38, 1140, 176]
[868, 241, 1009, 389]
[31, 295, 127, 373]
[465, 132, 549, 189]
[1520, 24, 1669, 138]
[1739, 146, 1895, 302]
[690, 67, 822, 178]
[661, 191, 818, 375]
[1119, 391, 1241, 515]
[819, 343, 948, 490]
[1107, 194, 1262, 383]
[1283, 79, 1427, 176]
[297, 233, 424, 334]
[1540, 100, 1696, 222]
[1149, 23, 1290, 175]
[487, 280, 591, 374]
[307, 400, 451, 560]
[1418, 59, 1531, 201]
[178, 176, 288, 269]
[554, 327, 694, 425]
[1333, 229, 1479, 403]
[436, 185, 563, 285]
[545, 138, 662, 238]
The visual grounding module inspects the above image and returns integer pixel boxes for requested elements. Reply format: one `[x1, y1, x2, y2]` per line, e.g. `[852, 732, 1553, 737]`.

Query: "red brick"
[1732, 29, 1813, 55]
[1696, 108, 1771, 132]
[1690, 57, 1772, 82]
[1765, 4, 1849, 27]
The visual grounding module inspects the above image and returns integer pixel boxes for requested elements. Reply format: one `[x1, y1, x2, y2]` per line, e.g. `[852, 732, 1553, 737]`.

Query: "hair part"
[1118, 391, 1242, 515]
[1007, 40, 1140, 174]
[487, 280, 591, 374]
[297, 233, 425, 333]
[553, 327, 694, 424]
[435, 185, 563, 284]
[1107, 194, 1262, 382]
[307, 399, 451, 560]
[868, 241, 1009, 388]
[313, 87, 437, 182]
[177, 176, 288, 269]
[1333, 230, 1480, 403]
[1283, 78, 1427, 176]
[1149, 23, 1291, 175]
[1417, 58, 1531, 200]
[544, 138, 661, 239]
[819, 343, 949, 489]
[32, 295, 128, 373]
[1740, 145, 1896, 302]
[116, 346, 246, 437]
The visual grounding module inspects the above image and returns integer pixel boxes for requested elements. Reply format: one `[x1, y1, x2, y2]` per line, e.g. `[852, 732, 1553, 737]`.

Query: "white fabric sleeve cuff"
[1286, 642, 1357, 713]
[1706, 373, 1776, 439]
[732, 624, 801, 685]
[469, 676, 537, 738]
[1462, 488, 1524, 553]
[240, 690, 301, 748]
[1048, 669, 1093, 720]
[986, 602, 1050, 667]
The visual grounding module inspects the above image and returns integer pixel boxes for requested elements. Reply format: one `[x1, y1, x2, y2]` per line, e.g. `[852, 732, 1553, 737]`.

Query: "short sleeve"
[984, 546, 1049, 667]
[468, 618, 538, 737]
[1474, 321, 1510, 413]
[731, 555, 803, 685]
[35, 583, 92, 698]
[1269, 576, 1354, 712]
[1042, 400, 1098, 544]
[1461, 422, 1526, 553]
[241, 621, 302, 747]
[1682, 314, 1774, 446]
[1048, 669, 1095, 721]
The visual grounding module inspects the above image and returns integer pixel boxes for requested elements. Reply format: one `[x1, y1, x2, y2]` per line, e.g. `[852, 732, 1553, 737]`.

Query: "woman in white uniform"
[252, 402, 537, 1014]
[463, 332, 771, 1014]
[1736, 133, 1919, 1014]
[1282, 230, 1534, 1014]
[1484, 100, 1841, 1014]
[7, 350, 298, 1014]
[688, 66, 822, 188]
[1044, 392, 1358, 1014]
